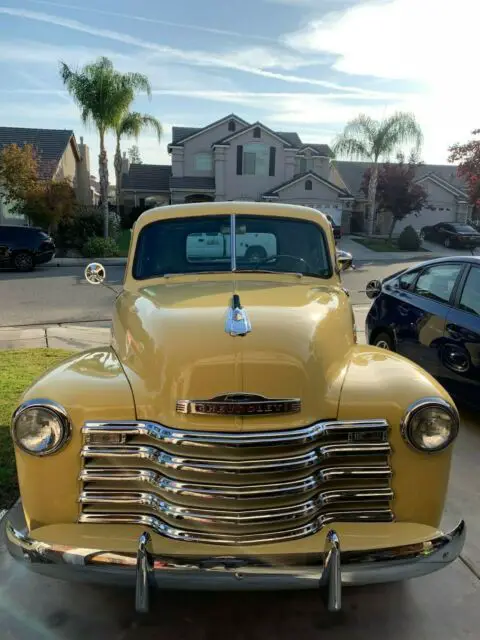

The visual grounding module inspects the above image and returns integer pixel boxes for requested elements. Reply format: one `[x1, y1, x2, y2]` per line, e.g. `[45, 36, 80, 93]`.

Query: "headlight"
[11, 399, 71, 456]
[401, 397, 459, 453]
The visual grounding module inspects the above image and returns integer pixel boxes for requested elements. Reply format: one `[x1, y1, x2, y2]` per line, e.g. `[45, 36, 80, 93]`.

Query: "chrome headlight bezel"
[400, 397, 459, 453]
[11, 399, 71, 457]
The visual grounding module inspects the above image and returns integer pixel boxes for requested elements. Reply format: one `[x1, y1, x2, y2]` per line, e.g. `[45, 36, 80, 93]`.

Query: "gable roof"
[415, 172, 468, 198]
[0, 126, 76, 179]
[168, 114, 249, 149]
[334, 161, 468, 197]
[276, 131, 303, 147]
[262, 171, 352, 198]
[212, 122, 299, 148]
[299, 143, 334, 158]
[122, 164, 171, 192]
[170, 175, 216, 191]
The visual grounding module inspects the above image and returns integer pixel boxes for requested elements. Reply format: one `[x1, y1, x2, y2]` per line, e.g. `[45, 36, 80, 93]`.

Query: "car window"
[414, 264, 463, 304]
[133, 214, 331, 280]
[458, 267, 480, 316]
[397, 270, 419, 290]
[452, 225, 477, 233]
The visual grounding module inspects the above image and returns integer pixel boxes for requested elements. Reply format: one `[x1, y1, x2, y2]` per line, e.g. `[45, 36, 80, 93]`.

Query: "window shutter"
[236, 145, 243, 175]
[269, 146, 276, 176]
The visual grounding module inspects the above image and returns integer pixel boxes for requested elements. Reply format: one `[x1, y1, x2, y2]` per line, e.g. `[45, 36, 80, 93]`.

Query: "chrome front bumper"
[4, 504, 466, 614]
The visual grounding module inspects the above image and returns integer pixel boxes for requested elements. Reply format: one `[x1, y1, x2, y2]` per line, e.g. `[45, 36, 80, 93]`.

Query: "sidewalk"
[44, 257, 127, 268]
[338, 236, 445, 263]
[0, 324, 111, 350]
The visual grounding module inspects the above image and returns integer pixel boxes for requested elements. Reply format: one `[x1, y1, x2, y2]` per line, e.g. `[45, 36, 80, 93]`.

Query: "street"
[0, 261, 420, 327]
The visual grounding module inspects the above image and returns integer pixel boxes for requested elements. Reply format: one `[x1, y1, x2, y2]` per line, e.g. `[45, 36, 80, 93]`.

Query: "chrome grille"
[79, 419, 394, 545]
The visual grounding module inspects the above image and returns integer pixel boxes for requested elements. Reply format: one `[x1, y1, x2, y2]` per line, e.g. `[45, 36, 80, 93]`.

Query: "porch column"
[214, 147, 226, 200]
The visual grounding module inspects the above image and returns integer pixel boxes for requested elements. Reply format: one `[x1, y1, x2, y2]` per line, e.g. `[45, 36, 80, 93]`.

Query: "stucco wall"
[223, 129, 289, 200]
[273, 175, 345, 209]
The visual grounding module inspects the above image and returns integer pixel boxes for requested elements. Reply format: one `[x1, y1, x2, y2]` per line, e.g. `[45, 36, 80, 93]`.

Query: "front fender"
[338, 345, 456, 528]
[15, 348, 135, 530]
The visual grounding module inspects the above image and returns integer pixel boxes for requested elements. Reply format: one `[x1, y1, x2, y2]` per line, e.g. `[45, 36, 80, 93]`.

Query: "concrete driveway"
[1, 408, 479, 639]
[422, 240, 480, 257]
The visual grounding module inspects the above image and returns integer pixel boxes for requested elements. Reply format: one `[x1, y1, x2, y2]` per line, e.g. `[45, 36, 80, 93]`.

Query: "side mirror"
[366, 279, 382, 299]
[85, 262, 106, 285]
[336, 249, 353, 272]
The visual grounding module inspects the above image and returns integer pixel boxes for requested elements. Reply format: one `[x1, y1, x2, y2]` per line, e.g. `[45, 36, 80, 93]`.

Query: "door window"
[458, 267, 480, 316]
[397, 270, 419, 290]
[414, 264, 463, 304]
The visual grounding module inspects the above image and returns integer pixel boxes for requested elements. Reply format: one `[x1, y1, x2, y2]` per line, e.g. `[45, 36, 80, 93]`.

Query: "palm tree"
[333, 113, 423, 235]
[59, 57, 152, 237]
[113, 112, 162, 215]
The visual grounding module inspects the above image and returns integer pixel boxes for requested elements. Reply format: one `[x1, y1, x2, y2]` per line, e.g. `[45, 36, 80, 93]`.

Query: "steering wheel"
[252, 254, 311, 272]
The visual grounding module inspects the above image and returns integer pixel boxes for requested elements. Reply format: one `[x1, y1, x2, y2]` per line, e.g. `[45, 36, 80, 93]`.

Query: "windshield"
[132, 214, 332, 280]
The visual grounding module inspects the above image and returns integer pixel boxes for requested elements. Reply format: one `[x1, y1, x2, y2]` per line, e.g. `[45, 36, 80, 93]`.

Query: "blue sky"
[0, 0, 476, 178]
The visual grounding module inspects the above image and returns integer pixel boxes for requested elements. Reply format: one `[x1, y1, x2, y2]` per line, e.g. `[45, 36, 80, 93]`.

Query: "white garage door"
[394, 207, 456, 234]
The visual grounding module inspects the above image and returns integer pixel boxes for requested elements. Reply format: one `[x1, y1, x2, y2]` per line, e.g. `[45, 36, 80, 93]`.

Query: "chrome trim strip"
[322, 530, 341, 612]
[11, 398, 72, 457]
[77, 509, 394, 545]
[78, 488, 394, 527]
[400, 396, 460, 453]
[135, 532, 153, 614]
[81, 442, 391, 474]
[79, 465, 392, 500]
[230, 213, 236, 271]
[5, 507, 466, 589]
[82, 419, 389, 449]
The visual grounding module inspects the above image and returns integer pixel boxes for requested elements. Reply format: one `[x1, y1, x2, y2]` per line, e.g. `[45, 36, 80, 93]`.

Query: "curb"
[44, 258, 127, 267]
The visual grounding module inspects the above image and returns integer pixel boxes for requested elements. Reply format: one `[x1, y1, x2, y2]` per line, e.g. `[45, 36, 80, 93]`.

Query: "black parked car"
[325, 214, 342, 241]
[365, 256, 480, 409]
[0, 225, 55, 271]
[420, 222, 480, 249]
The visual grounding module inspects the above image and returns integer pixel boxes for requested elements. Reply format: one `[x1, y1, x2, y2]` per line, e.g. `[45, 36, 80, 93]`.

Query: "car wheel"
[13, 252, 34, 272]
[373, 332, 395, 351]
[444, 237, 451, 248]
[245, 246, 267, 263]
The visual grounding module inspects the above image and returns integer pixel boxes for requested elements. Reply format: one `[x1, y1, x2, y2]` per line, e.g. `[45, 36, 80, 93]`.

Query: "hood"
[113, 276, 355, 431]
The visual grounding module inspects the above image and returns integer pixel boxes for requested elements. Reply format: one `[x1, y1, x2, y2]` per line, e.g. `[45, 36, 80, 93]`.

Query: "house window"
[305, 179, 313, 191]
[253, 127, 261, 139]
[243, 143, 269, 176]
[228, 120, 236, 132]
[299, 157, 313, 172]
[194, 152, 213, 171]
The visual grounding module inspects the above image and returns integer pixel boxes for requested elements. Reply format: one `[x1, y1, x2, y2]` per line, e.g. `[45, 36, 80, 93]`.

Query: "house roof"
[334, 161, 468, 197]
[0, 126, 75, 179]
[170, 175, 216, 190]
[276, 132, 303, 147]
[212, 122, 299, 148]
[262, 171, 352, 198]
[122, 164, 171, 192]
[169, 114, 250, 148]
[299, 143, 334, 158]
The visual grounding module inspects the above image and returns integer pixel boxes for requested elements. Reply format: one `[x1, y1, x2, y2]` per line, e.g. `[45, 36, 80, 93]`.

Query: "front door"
[441, 265, 480, 407]
[394, 263, 465, 376]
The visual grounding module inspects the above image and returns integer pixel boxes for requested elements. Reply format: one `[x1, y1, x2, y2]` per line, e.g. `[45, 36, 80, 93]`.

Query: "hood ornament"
[176, 393, 301, 416]
[225, 294, 251, 337]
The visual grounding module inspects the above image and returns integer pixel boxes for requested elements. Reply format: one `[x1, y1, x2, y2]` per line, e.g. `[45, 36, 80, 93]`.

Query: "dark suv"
[0, 225, 55, 271]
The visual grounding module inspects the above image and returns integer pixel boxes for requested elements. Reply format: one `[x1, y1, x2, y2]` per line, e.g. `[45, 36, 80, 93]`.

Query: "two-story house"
[121, 113, 472, 234]
[0, 127, 93, 225]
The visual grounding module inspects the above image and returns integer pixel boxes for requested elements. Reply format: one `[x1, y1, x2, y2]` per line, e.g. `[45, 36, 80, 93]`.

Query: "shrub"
[82, 236, 120, 258]
[397, 225, 421, 251]
[55, 206, 122, 250]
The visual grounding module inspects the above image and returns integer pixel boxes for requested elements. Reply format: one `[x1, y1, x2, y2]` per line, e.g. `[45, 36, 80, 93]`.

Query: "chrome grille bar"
[78, 509, 394, 545]
[80, 465, 392, 500]
[79, 488, 393, 526]
[83, 419, 389, 448]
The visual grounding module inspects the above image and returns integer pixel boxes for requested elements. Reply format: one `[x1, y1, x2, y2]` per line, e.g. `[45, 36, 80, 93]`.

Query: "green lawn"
[117, 229, 131, 257]
[0, 349, 72, 509]
[352, 237, 428, 253]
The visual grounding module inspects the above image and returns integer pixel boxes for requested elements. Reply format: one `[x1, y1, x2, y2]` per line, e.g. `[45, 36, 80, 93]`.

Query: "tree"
[333, 113, 423, 235]
[448, 130, 480, 217]
[127, 145, 142, 164]
[0, 143, 38, 208]
[0, 143, 75, 230]
[114, 112, 162, 214]
[59, 56, 152, 238]
[361, 160, 428, 240]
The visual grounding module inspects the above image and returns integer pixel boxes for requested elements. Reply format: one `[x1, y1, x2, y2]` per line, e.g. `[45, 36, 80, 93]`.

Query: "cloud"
[283, 0, 480, 161]
[27, 0, 278, 42]
[0, 6, 384, 94]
